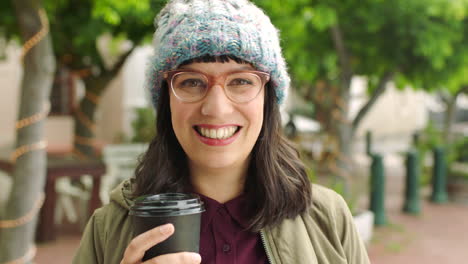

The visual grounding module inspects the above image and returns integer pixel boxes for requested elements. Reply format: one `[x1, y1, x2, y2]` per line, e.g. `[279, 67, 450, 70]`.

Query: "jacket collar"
[111, 179, 252, 231]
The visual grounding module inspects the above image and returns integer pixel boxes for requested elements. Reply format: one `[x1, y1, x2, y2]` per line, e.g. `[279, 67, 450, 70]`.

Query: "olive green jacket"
[73, 181, 370, 264]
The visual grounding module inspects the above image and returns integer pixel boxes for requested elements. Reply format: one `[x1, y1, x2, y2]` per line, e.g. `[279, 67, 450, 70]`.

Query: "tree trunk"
[311, 79, 353, 184]
[73, 78, 106, 159]
[0, 1, 55, 262]
[72, 49, 135, 159]
[443, 86, 467, 144]
[336, 83, 352, 170]
[352, 72, 395, 136]
[330, 24, 354, 185]
[312, 24, 394, 198]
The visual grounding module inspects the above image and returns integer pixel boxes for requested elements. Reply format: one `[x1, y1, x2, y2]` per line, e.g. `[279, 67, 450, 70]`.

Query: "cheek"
[248, 98, 265, 137]
[170, 95, 189, 136]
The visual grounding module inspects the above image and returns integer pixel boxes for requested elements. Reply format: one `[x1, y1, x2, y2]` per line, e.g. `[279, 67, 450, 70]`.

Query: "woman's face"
[169, 60, 265, 171]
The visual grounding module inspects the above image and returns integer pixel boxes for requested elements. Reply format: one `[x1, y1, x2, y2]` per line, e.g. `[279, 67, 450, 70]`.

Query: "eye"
[180, 78, 205, 87]
[229, 78, 254, 86]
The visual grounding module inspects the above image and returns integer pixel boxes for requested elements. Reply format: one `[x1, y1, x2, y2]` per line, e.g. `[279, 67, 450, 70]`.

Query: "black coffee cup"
[129, 193, 205, 261]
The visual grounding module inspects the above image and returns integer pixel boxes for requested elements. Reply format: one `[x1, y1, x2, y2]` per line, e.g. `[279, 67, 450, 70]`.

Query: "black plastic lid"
[129, 193, 205, 217]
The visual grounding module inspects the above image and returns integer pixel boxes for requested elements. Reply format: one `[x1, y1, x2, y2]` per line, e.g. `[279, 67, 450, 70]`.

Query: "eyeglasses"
[163, 70, 270, 103]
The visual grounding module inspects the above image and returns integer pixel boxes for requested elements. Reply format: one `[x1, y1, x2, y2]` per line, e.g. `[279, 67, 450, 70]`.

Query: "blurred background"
[0, 0, 467, 263]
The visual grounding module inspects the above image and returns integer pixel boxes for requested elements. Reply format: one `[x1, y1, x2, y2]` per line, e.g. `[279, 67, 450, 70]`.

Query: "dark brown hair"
[133, 55, 312, 231]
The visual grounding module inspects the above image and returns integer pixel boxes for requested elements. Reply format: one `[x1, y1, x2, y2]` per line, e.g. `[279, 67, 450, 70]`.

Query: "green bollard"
[366, 131, 373, 156]
[431, 146, 449, 203]
[403, 149, 421, 214]
[370, 153, 387, 226]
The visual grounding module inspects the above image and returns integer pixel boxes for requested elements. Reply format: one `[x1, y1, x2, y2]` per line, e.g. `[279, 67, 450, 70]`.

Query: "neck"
[189, 161, 249, 203]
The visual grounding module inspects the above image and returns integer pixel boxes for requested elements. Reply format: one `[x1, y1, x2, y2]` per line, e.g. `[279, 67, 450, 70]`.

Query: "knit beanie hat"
[146, 0, 290, 108]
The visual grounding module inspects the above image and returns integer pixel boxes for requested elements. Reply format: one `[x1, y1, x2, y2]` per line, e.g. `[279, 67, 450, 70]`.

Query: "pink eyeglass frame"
[163, 69, 270, 103]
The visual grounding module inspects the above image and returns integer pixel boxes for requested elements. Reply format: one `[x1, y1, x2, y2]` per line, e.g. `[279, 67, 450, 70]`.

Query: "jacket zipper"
[260, 230, 276, 264]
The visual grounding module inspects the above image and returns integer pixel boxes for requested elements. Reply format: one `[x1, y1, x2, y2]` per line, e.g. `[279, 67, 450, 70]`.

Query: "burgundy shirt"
[196, 193, 268, 264]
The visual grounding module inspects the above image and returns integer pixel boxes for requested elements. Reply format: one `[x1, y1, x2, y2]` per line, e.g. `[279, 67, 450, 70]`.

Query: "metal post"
[403, 149, 421, 214]
[370, 153, 386, 226]
[431, 146, 449, 203]
[366, 131, 372, 156]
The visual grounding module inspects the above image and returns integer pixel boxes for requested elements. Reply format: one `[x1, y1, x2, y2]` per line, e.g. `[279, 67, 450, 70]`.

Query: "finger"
[143, 252, 201, 264]
[122, 223, 174, 263]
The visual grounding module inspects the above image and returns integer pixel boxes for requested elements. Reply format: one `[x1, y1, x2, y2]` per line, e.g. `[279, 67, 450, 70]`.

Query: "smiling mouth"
[193, 126, 241, 140]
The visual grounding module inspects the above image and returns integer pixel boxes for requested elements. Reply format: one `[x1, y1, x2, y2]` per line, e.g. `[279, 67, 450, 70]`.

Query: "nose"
[200, 84, 234, 117]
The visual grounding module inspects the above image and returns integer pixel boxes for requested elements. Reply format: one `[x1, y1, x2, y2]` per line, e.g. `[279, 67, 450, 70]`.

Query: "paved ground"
[34, 153, 468, 264]
[36, 235, 80, 264]
[368, 201, 468, 264]
[366, 153, 468, 264]
[37, 202, 468, 264]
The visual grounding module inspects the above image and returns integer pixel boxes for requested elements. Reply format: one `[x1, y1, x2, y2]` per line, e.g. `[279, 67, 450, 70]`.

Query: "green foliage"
[254, 0, 468, 99]
[448, 136, 468, 181]
[414, 122, 468, 184]
[414, 121, 444, 185]
[329, 177, 358, 214]
[50, 0, 164, 71]
[3, 0, 466, 97]
[451, 136, 468, 163]
[310, 5, 337, 32]
[131, 107, 156, 143]
[0, 27, 7, 60]
[0, 0, 165, 71]
[92, 0, 153, 25]
[0, 1, 16, 42]
[416, 122, 444, 151]
[255, 0, 468, 197]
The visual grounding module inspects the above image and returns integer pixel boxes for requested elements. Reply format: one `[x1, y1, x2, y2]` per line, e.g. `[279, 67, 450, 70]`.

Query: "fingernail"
[191, 253, 201, 263]
[159, 224, 173, 235]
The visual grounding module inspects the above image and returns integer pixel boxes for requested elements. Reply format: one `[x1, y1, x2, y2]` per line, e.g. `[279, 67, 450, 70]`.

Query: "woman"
[73, 0, 370, 263]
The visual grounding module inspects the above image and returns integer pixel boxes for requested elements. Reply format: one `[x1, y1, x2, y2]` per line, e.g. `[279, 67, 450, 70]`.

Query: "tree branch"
[85, 46, 136, 94]
[457, 85, 468, 96]
[107, 46, 135, 77]
[439, 85, 468, 143]
[438, 91, 451, 105]
[352, 71, 395, 135]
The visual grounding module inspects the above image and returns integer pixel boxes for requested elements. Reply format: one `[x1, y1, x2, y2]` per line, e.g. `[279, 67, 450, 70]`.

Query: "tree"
[46, 0, 166, 158]
[0, 0, 55, 262]
[1, 0, 166, 159]
[255, 0, 468, 180]
[425, 18, 468, 143]
[0, 0, 164, 260]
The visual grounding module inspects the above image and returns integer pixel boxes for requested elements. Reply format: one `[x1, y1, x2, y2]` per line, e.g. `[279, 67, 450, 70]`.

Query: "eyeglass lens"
[171, 72, 263, 103]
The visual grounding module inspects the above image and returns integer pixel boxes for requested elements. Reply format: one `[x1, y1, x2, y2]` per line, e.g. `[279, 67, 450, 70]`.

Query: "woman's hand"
[120, 223, 202, 264]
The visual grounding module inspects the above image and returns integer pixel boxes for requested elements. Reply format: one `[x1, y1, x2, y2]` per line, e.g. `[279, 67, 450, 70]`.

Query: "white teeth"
[197, 126, 238, 139]
[216, 129, 224, 139]
[210, 129, 216, 138]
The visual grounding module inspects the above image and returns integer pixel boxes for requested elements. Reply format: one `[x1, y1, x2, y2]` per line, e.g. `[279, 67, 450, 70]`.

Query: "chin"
[191, 154, 244, 170]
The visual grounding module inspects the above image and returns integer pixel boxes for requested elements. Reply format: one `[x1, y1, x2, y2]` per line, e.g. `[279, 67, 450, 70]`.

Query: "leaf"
[310, 5, 338, 31]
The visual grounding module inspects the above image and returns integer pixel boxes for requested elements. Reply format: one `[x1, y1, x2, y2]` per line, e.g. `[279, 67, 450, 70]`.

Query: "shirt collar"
[194, 192, 251, 232]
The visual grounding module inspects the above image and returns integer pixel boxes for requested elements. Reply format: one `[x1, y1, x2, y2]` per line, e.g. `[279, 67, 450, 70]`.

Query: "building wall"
[350, 77, 427, 138]
[349, 77, 428, 154]
[95, 74, 124, 143]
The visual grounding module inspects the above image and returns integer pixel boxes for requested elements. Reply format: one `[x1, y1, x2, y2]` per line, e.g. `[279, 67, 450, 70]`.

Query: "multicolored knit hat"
[146, 0, 290, 107]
